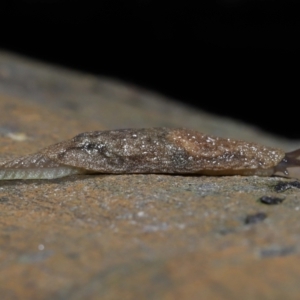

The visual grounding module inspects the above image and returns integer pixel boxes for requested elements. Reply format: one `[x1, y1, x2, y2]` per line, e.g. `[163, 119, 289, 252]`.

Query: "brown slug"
[0, 128, 299, 180]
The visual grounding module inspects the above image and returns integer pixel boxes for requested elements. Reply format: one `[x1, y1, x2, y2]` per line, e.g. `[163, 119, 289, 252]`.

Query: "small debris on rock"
[245, 212, 267, 224]
[259, 246, 295, 258]
[7, 132, 29, 141]
[259, 196, 285, 205]
[274, 181, 300, 192]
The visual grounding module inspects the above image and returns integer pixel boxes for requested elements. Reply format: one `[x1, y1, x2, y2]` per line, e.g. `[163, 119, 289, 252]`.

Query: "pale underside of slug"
[0, 127, 299, 180]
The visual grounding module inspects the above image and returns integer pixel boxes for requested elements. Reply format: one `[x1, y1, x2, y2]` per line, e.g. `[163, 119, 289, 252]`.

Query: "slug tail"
[274, 149, 300, 180]
[0, 167, 84, 180]
[0, 152, 86, 180]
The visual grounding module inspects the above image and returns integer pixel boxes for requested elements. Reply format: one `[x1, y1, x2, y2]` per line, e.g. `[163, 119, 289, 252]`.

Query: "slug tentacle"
[0, 127, 297, 180]
[274, 149, 300, 180]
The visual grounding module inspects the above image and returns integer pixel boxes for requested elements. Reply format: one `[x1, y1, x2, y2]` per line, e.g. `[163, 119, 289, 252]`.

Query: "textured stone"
[1, 51, 300, 299]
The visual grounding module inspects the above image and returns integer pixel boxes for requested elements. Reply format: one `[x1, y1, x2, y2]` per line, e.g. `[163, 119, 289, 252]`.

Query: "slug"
[0, 128, 299, 180]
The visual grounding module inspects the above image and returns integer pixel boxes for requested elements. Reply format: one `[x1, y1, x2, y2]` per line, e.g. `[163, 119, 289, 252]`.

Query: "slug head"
[274, 149, 300, 180]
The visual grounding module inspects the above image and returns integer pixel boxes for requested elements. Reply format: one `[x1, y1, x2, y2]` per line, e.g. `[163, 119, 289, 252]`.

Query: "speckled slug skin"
[42, 128, 285, 175]
[1, 127, 294, 180]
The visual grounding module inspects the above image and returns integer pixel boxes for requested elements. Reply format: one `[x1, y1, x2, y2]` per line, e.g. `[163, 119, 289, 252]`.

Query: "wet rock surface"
[1, 51, 300, 299]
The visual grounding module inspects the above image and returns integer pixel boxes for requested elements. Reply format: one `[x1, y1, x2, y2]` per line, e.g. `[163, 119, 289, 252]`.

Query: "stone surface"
[1, 51, 300, 299]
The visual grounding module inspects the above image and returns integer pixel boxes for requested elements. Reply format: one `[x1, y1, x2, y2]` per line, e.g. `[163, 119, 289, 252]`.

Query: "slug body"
[0, 128, 298, 180]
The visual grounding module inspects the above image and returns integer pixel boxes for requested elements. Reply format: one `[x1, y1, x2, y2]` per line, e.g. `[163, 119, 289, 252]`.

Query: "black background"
[1, 0, 299, 138]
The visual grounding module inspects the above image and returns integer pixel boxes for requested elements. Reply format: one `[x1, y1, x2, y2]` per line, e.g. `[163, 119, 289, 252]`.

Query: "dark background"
[1, 0, 299, 138]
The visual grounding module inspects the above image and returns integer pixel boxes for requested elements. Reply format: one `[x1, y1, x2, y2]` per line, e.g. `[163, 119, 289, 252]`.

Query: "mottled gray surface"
[1, 51, 300, 300]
